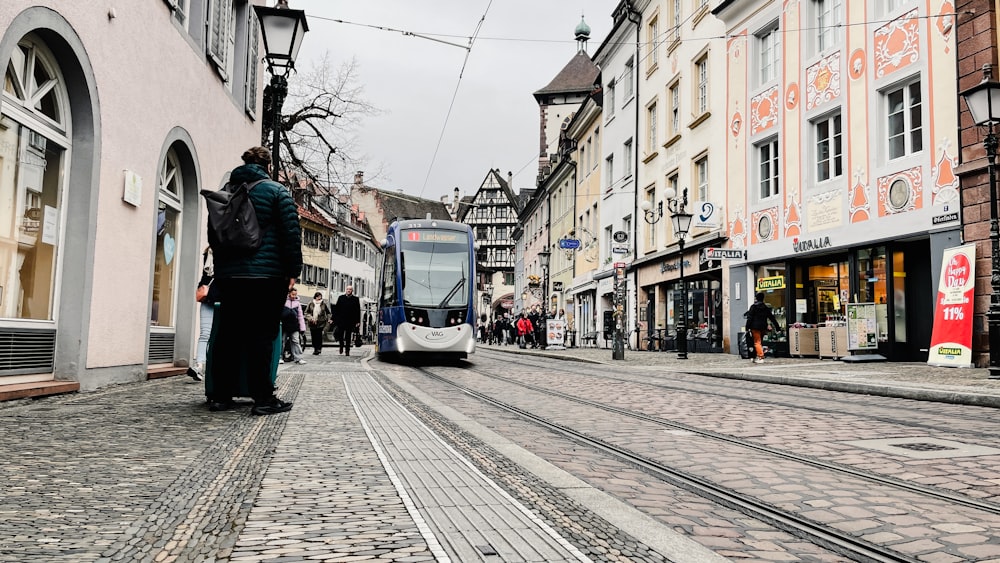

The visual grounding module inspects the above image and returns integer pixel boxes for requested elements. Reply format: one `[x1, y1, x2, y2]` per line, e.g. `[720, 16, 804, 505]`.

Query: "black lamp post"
[253, 0, 309, 181]
[665, 187, 693, 359]
[962, 64, 1000, 378]
[538, 249, 551, 348]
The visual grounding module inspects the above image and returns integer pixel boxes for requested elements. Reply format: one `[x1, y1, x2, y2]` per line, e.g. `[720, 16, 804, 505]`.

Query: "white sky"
[291, 0, 614, 202]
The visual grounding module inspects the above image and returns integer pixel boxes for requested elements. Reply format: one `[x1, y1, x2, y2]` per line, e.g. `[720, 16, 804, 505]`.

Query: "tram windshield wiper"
[437, 277, 465, 308]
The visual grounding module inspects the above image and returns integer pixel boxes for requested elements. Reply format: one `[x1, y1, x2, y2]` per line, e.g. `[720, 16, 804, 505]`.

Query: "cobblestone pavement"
[3, 344, 1000, 562]
[479, 343, 1000, 407]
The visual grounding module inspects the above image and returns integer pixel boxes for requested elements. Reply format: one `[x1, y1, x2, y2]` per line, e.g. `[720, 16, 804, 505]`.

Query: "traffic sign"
[559, 238, 582, 249]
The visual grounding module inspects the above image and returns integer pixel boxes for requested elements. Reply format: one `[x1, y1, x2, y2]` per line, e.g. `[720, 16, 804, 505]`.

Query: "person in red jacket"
[516, 313, 534, 349]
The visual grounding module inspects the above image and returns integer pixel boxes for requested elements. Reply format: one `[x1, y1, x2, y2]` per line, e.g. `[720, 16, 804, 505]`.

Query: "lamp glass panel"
[259, 13, 299, 59]
[965, 85, 1000, 125]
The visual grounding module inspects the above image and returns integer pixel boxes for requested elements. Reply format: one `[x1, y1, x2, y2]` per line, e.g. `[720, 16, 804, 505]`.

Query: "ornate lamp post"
[665, 187, 693, 359]
[639, 199, 663, 224]
[961, 64, 1000, 378]
[538, 249, 551, 349]
[253, 0, 309, 181]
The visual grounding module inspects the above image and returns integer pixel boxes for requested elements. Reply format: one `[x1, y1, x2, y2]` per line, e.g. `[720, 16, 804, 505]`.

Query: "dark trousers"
[339, 328, 355, 354]
[212, 277, 286, 402]
[309, 326, 325, 353]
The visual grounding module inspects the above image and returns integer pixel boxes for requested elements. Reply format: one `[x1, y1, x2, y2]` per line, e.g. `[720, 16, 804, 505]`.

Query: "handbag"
[354, 332, 363, 347]
[195, 280, 212, 302]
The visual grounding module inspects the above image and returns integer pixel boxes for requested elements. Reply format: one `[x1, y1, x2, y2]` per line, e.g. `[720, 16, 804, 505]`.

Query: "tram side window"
[380, 251, 398, 307]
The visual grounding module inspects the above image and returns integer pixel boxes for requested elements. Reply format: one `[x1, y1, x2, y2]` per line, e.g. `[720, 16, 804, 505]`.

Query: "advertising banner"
[928, 243, 976, 367]
[846, 303, 878, 350]
[546, 319, 566, 350]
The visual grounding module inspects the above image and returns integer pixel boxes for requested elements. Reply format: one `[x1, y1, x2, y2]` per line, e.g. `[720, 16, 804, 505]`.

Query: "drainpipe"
[626, 2, 642, 352]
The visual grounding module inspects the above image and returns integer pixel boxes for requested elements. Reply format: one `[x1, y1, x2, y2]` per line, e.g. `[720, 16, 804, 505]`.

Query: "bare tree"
[263, 53, 380, 195]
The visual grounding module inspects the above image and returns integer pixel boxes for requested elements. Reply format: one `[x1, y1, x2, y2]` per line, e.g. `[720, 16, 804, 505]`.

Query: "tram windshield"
[400, 229, 470, 309]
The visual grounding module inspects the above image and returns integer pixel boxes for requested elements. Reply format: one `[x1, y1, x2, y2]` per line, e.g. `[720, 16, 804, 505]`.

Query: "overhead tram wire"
[417, 0, 494, 199]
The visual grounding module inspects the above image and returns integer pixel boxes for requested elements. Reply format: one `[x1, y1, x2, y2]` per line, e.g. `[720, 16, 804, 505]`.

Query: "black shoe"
[208, 399, 235, 411]
[313, 350, 321, 355]
[252, 397, 293, 416]
[186, 367, 204, 381]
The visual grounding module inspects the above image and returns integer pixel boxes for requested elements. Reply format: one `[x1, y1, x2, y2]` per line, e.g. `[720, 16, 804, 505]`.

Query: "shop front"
[741, 239, 936, 362]
[635, 245, 723, 353]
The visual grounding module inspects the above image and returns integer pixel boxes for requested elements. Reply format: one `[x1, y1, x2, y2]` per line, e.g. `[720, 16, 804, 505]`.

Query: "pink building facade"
[713, 0, 961, 361]
[0, 1, 265, 392]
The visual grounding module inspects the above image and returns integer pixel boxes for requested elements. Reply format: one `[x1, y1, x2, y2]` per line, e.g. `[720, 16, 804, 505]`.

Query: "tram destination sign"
[704, 248, 746, 260]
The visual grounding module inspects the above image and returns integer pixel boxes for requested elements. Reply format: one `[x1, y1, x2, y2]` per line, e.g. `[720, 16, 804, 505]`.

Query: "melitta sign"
[792, 236, 832, 253]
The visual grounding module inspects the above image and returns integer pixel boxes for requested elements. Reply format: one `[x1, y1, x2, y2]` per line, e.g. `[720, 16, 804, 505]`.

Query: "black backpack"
[201, 180, 266, 254]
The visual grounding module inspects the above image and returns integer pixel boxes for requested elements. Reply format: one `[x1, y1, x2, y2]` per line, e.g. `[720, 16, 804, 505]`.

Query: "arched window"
[151, 148, 183, 328]
[0, 37, 70, 322]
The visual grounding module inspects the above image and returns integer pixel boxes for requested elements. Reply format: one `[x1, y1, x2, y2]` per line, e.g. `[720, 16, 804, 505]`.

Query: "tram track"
[412, 363, 1000, 563]
[478, 349, 1000, 442]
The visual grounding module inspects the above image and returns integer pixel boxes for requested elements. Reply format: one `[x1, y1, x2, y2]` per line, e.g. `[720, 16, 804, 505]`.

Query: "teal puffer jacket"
[211, 163, 302, 280]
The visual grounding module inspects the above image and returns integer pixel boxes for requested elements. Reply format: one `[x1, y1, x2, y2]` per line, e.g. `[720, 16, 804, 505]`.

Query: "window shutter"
[207, 0, 232, 76]
[246, 10, 260, 114]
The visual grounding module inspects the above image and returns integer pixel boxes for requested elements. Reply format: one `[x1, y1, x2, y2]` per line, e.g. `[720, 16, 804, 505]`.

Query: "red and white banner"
[928, 243, 976, 367]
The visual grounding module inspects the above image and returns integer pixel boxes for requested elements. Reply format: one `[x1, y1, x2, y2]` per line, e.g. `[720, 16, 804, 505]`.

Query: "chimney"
[354, 171, 364, 186]
[453, 187, 460, 206]
[507, 171, 513, 190]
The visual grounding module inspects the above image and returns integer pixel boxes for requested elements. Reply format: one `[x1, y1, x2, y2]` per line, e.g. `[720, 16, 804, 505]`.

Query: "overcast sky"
[291, 0, 614, 203]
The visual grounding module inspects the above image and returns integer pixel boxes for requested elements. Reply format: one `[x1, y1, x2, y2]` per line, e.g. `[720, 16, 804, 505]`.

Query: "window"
[245, 7, 259, 115]
[667, 173, 679, 205]
[756, 23, 780, 86]
[815, 0, 843, 53]
[624, 139, 633, 178]
[153, 148, 183, 328]
[605, 155, 615, 190]
[669, 0, 681, 44]
[757, 138, 780, 199]
[695, 56, 708, 115]
[669, 82, 680, 136]
[623, 57, 634, 100]
[886, 80, 922, 160]
[815, 113, 843, 182]
[165, 0, 190, 27]
[647, 16, 660, 70]
[606, 80, 616, 118]
[695, 156, 708, 201]
[647, 102, 658, 150]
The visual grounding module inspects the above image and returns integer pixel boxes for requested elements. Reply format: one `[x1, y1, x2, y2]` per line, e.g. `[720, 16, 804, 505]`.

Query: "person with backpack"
[744, 291, 782, 364]
[304, 291, 332, 355]
[206, 146, 302, 416]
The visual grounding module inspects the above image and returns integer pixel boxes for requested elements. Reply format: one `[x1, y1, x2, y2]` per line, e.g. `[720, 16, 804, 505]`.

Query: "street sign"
[612, 230, 628, 243]
[612, 246, 629, 254]
[559, 238, 582, 249]
[705, 247, 746, 260]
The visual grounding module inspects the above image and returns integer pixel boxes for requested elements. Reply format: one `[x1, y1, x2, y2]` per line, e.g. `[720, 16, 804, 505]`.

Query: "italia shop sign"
[792, 236, 832, 253]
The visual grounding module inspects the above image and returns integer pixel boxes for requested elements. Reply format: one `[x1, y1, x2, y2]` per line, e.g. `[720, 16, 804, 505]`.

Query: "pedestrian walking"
[744, 291, 782, 364]
[282, 288, 307, 365]
[207, 146, 301, 416]
[305, 291, 331, 355]
[335, 285, 361, 356]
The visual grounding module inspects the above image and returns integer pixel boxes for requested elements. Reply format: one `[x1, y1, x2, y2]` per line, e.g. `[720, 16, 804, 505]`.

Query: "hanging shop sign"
[552, 281, 564, 292]
[559, 238, 582, 249]
[691, 201, 723, 229]
[704, 248, 746, 260]
[756, 276, 786, 291]
[928, 243, 975, 367]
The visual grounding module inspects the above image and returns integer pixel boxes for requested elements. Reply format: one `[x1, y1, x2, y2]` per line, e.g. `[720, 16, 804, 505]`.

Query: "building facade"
[714, 0, 960, 361]
[0, 1, 265, 391]
[460, 169, 519, 320]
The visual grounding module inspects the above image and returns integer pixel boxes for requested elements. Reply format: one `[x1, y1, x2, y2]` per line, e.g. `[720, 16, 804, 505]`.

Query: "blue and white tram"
[376, 218, 477, 360]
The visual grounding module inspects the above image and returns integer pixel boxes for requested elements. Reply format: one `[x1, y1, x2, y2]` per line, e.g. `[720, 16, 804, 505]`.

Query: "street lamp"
[254, 0, 309, 181]
[665, 187, 693, 359]
[962, 64, 1000, 378]
[639, 199, 663, 224]
[538, 249, 551, 348]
